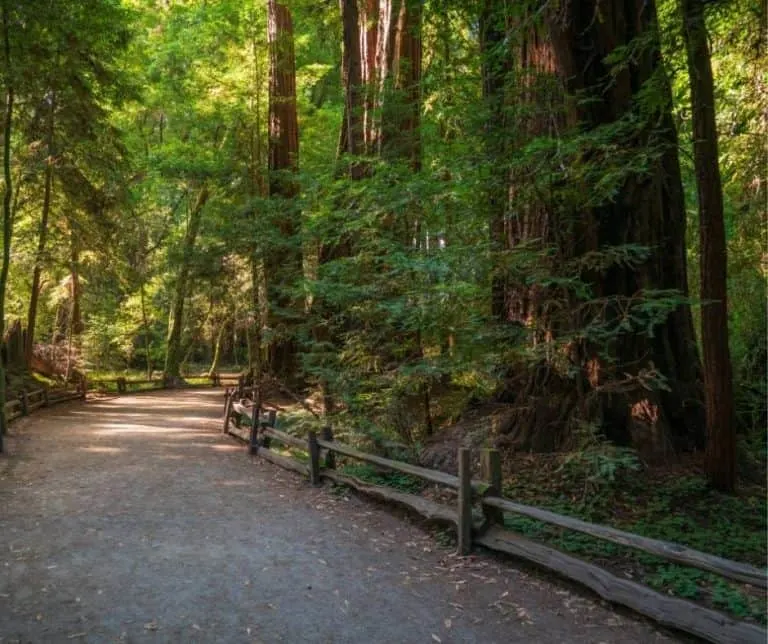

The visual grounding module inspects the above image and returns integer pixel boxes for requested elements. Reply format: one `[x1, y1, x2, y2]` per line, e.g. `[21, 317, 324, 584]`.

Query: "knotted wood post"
[481, 448, 504, 527]
[457, 448, 472, 556]
[19, 390, 28, 416]
[249, 406, 260, 455]
[222, 389, 233, 433]
[308, 430, 321, 486]
[321, 426, 335, 469]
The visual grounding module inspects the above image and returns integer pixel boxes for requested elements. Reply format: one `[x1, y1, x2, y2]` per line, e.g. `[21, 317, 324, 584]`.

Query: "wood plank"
[261, 426, 306, 451]
[47, 392, 82, 405]
[308, 431, 321, 485]
[257, 448, 309, 478]
[476, 527, 766, 644]
[227, 423, 251, 443]
[482, 496, 767, 588]
[457, 448, 472, 555]
[5, 400, 21, 411]
[323, 470, 459, 526]
[28, 400, 46, 412]
[317, 438, 486, 493]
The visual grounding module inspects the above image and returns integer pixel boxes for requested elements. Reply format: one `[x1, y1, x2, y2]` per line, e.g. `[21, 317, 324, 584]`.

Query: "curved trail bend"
[0, 389, 676, 643]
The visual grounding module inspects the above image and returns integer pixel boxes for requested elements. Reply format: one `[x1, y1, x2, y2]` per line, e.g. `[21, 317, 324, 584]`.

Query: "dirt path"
[0, 389, 678, 643]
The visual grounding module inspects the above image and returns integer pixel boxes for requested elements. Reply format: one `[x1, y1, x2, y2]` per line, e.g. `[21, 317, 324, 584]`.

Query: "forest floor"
[0, 389, 680, 643]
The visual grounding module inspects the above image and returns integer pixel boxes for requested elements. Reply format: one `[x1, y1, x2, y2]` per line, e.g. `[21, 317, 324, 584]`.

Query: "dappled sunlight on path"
[0, 389, 675, 643]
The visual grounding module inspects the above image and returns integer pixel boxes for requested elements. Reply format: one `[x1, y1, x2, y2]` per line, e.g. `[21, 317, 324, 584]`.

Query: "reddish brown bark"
[267, 0, 301, 380]
[268, 0, 298, 194]
[680, 0, 735, 490]
[487, 0, 704, 453]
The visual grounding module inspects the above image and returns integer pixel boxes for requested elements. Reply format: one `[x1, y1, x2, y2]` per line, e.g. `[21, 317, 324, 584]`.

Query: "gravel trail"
[0, 389, 678, 643]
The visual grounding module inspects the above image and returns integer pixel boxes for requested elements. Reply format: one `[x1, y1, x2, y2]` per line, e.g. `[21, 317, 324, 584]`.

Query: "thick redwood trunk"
[267, 0, 301, 380]
[680, 0, 735, 490]
[490, 0, 704, 454]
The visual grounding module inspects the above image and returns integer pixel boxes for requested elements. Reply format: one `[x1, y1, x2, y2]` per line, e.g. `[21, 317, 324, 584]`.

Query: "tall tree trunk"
[207, 317, 228, 378]
[246, 12, 267, 385]
[491, 0, 704, 454]
[338, 0, 365, 171]
[680, 0, 735, 491]
[26, 91, 56, 363]
[140, 281, 152, 380]
[480, 0, 512, 323]
[267, 0, 301, 380]
[0, 0, 14, 446]
[164, 186, 209, 382]
[374, 0, 422, 168]
[361, 0, 378, 152]
[65, 228, 82, 381]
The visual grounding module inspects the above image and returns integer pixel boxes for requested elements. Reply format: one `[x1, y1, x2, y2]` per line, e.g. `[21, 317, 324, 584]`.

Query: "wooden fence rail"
[221, 390, 767, 644]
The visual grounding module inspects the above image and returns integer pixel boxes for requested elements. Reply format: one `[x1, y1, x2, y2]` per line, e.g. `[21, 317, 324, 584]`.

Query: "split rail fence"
[222, 388, 767, 644]
[89, 372, 242, 393]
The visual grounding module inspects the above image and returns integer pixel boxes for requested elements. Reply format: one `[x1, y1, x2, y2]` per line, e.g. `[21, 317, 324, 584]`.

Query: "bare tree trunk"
[267, 0, 301, 380]
[26, 90, 55, 363]
[164, 186, 209, 382]
[680, 0, 735, 491]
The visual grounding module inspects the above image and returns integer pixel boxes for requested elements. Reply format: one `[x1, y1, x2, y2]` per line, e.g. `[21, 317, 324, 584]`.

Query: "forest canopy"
[0, 0, 765, 493]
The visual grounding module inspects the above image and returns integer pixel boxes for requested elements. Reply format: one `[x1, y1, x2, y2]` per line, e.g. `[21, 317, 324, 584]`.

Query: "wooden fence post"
[321, 426, 335, 469]
[457, 448, 472, 556]
[117, 377, 126, 394]
[481, 448, 504, 527]
[267, 409, 277, 427]
[222, 390, 233, 433]
[42, 388, 49, 407]
[308, 430, 321, 486]
[19, 390, 28, 416]
[80, 376, 87, 400]
[237, 376, 244, 398]
[249, 406, 260, 455]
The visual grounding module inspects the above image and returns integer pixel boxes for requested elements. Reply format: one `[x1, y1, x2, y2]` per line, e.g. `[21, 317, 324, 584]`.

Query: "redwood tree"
[680, 0, 735, 490]
[487, 0, 704, 453]
[266, 0, 301, 379]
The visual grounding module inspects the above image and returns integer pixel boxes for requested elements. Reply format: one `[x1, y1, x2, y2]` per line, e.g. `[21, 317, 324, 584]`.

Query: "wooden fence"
[89, 372, 241, 393]
[222, 389, 767, 644]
